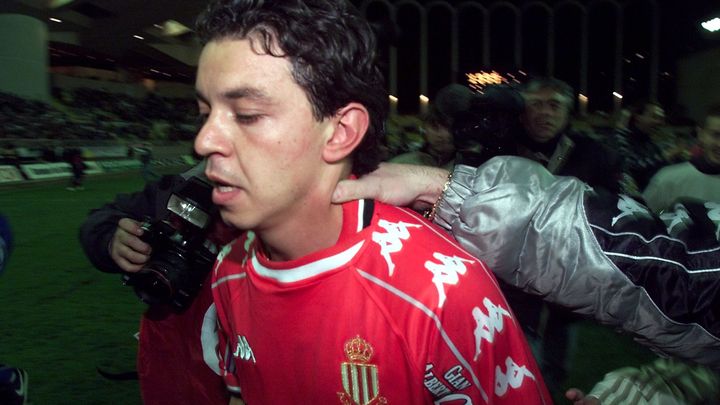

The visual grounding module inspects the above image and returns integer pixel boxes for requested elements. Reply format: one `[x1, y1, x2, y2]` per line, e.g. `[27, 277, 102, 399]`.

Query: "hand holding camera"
[110, 218, 152, 273]
[115, 176, 219, 311]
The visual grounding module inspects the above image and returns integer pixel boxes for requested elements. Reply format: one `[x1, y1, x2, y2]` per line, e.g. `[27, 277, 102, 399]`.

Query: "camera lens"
[130, 266, 173, 305]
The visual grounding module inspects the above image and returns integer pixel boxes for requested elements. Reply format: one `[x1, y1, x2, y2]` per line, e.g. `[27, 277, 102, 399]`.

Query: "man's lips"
[215, 185, 236, 193]
[212, 185, 241, 205]
[206, 173, 242, 204]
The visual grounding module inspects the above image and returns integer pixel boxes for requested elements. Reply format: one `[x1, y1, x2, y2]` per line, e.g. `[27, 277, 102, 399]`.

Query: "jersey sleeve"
[421, 254, 551, 404]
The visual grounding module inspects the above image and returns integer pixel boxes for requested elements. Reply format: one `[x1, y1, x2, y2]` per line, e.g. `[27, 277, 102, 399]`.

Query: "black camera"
[122, 176, 219, 311]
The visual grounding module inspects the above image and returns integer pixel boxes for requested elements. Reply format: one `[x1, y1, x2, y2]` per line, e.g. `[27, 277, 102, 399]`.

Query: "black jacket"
[517, 129, 623, 193]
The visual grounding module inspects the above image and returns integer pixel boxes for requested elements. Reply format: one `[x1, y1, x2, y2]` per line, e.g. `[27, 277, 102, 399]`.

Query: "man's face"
[699, 115, 720, 165]
[522, 88, 570, 143]
[194, 38, 335, 231]
[635, 104, 665, 135]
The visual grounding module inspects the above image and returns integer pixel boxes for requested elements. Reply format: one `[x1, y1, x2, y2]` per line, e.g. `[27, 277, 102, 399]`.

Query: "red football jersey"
[211, 199, 551, 404]
[136, 219, 239, 405]
[137, 278, 229, 405]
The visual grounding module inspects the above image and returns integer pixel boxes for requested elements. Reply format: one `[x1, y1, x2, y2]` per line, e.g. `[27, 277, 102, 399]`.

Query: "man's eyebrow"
[222, 87, 270, 101]
[195, 87, 271, 104]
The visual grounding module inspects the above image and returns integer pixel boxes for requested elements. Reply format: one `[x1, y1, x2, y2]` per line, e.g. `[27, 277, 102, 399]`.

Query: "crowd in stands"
[0, 88, 198, 145]
[0, 82, 706, 190]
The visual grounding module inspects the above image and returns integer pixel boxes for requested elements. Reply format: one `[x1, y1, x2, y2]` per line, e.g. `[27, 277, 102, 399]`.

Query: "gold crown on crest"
[344, 335, 374, 363]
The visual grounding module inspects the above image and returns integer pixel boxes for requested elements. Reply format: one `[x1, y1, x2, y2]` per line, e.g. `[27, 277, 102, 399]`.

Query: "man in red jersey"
[193, 0, 550, 403]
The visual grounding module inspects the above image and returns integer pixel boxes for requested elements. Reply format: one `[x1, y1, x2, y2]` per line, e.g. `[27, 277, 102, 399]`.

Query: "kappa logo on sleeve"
[372, 219, 421, 276]
[611, 195, 652, 226]
[425, 253, 473, 308]
[233, 335, 256, 364]
[659, 204, 692, 236]
[494, 357, 536, 397]
[472, 298, 512, 361]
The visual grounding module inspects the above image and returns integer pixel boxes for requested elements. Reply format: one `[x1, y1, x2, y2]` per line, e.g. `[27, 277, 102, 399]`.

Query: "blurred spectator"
[515, 77, 622, 192]
[390, 84, 473, 169]
[451, 79, 622, 191]
[615, 101, 688, 195]
[134, 143, 159, 182]
[643, 105, 720, 213]
[65, 148, 87, 191]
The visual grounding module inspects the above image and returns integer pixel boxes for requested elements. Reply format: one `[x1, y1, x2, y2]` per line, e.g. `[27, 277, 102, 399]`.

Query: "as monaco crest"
[338, 336, 387, 404]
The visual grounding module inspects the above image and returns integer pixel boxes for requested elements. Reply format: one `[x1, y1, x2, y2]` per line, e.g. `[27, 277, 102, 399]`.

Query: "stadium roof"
[0, 0, 718, 85]
[1, 0, 208, 82]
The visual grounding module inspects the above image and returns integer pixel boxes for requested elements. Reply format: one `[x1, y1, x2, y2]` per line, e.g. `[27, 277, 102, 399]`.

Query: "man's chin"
[530, 132, 556, 143]
[220, 210, 254, 232]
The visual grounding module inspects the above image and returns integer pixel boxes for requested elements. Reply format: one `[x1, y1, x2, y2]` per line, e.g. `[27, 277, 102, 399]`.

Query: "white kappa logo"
[472, 298, 512, 361]
[234, 335, 256, 363]
[659, 204, 691, 235]
[372, 220, 421, 276]
[611, 195, 652, 226]
[215, 243, 232, 271]
[425, 252, 473, 308]
[494, 357, 536, 397]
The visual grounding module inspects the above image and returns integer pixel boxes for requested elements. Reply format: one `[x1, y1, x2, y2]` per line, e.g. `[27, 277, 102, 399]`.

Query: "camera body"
[122, 176, 218, 311]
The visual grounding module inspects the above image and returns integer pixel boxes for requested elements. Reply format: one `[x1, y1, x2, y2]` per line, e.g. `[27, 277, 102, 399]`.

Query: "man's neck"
[256, 171, 348, 262]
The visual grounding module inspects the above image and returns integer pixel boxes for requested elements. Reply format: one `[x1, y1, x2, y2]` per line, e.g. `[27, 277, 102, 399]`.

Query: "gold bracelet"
[424, 171, 453, 221]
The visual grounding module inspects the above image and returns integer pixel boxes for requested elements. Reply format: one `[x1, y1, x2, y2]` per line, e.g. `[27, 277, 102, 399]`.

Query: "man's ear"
[323, 102, 369, 164]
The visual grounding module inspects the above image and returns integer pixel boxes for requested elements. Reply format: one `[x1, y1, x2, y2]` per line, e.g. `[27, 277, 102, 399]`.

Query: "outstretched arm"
[333, 162, 449, 212]
[333, 156, 720, 368]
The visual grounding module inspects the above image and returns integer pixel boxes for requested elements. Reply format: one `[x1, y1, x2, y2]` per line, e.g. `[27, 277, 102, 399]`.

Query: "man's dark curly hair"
[195, 0, 388, 175]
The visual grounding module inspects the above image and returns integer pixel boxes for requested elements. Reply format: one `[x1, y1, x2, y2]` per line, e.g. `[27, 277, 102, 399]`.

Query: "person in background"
[515, 77, 622, 192]
[643, 105, 720, 213]
[0, 214, 29, 405]
[135, 143, 159, 183]
[65, 147, 86, 191]
[615, 101, 688, 195]
[79, 164, 238, 405]
[390, 83, 474, 169]
[193, 0, 550, 403]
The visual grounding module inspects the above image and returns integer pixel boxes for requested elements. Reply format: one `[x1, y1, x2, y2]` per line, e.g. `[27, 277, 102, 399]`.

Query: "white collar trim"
[251, 241, 365, 283]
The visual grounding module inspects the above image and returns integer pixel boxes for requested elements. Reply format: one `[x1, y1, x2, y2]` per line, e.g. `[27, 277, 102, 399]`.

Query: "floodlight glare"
[701, 17, 720, 32]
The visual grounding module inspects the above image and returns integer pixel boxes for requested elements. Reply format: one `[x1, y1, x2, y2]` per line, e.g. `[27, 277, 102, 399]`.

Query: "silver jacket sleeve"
[434, 156, 720, 369]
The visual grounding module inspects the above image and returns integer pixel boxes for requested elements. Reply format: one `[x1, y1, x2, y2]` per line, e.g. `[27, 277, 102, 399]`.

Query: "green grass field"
[0, 168, 656, 404]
